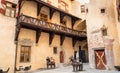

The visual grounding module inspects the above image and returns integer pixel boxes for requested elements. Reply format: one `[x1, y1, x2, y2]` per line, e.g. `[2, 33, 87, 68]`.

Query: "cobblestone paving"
[30, 63, 119, 73]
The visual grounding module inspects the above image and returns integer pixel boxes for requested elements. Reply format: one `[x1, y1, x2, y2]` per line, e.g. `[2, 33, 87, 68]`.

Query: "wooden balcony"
[15, 14, 87, 46]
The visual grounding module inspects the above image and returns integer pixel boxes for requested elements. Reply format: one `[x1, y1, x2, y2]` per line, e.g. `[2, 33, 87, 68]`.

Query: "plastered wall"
[17, 0, 77, 70]
[16, 28, 74, 70]
[0, 14, 16, 73]
[86, 0, 120, 68]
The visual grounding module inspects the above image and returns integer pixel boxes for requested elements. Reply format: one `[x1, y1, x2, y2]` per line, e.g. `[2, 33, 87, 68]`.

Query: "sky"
[76, 0, 90, 4]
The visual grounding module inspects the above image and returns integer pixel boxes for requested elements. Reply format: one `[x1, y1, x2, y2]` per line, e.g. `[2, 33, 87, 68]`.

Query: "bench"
[15, 65, 31, 72]
[115, 66, 120, 71]
[46, 57, 56, 69]
[69, 56, 83, 71]
[0, 68, 10, 73]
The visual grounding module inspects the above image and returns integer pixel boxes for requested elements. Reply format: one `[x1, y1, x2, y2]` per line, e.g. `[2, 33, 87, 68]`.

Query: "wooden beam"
[37, 3, 43, 16]
[60, 35, 65, 46]
[49, 32, 55, 45]
[72, 37, 77, 47]
[49, 8, 56, 19]
[60, 12, 66, 23]
[36, 29, 41, 43]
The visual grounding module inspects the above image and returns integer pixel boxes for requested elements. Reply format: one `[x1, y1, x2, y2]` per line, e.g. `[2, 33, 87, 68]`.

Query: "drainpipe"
[14, 0, 21, 72]
[14, 41, 18, 73]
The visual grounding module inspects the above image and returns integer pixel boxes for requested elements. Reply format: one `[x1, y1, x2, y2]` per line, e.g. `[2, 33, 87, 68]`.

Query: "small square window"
[53, 47, 57, 54]
[61, 20, 66, 26]
[38, 13, 48, 21]
[102, 29, 107, 36]
[81, 5, 85, 13]
[101, 9, 105, 13]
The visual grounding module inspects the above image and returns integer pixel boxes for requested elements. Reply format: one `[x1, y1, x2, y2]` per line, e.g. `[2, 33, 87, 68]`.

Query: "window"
[5, 1, 16, 17]
[20, 46, 31, 62]
[101, 8, 105, 13]
[81, 5, 85, 13]
[53, 47, 57, 54]
[102, 29, 107, 36]
[38, 13, 48, 21]
[61, 20, 66, 26]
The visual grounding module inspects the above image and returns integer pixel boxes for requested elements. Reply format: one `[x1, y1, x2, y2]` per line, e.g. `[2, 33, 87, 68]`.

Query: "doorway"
[94, 50, 106, 69]
[60, 51, 64, 63]
[79, 46, 87, 62]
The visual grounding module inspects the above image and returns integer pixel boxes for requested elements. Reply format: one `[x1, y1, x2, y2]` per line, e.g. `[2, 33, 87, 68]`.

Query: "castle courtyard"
[0, 0, 120, 73]
[29, 64, 119, 73]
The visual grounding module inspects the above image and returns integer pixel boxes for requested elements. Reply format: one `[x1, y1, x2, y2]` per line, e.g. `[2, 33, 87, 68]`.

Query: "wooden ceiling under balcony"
[18, 0, 81, 28]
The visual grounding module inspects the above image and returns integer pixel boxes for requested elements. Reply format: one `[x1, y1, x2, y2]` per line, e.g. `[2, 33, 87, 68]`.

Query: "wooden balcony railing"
[17, 14, 86, 37]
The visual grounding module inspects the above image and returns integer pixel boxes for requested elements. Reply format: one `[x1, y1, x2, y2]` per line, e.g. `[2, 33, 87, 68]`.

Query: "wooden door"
[95, 50, 106, 69]
[60, 51, 64, 63]
[79, 47, 86, 63]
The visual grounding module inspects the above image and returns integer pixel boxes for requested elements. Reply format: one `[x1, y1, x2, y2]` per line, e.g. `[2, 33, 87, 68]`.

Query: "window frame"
[81, 5, 85, 13]
[61, 19, 67, 27]
[38, 13, 48, 21]
[102, 29, 107, 36]
[101, 8, 105, 13]
[20, 46, 31, 63]
[5, 1, 16, 18]
[53, 47, 57, 54]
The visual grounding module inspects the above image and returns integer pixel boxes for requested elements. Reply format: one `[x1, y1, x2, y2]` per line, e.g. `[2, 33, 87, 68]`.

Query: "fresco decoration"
[88, 31, 104, 49]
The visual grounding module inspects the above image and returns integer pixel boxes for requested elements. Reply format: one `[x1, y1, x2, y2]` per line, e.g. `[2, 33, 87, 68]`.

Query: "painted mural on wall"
[88, 27, 104, 49]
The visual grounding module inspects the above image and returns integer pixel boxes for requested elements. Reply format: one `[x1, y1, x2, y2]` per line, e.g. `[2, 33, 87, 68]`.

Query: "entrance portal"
[60, 51, 64, 63]
[95, 50, 106, 69]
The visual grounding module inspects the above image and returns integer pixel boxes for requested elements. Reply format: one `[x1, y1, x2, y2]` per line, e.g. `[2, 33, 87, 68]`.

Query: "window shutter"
[0, 0, 6, 15]
[15, 3, 19, 17]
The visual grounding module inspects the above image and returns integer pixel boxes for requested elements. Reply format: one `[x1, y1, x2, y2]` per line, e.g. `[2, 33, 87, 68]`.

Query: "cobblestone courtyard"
[29, 63, 119, 73]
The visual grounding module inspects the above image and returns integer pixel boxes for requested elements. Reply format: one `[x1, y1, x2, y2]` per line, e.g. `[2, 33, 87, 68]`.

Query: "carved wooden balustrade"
[17, 14, 86, 37]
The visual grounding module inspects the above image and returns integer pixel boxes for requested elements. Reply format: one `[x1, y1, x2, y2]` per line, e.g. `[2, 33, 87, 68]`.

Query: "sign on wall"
[18, 39, 34, 46]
